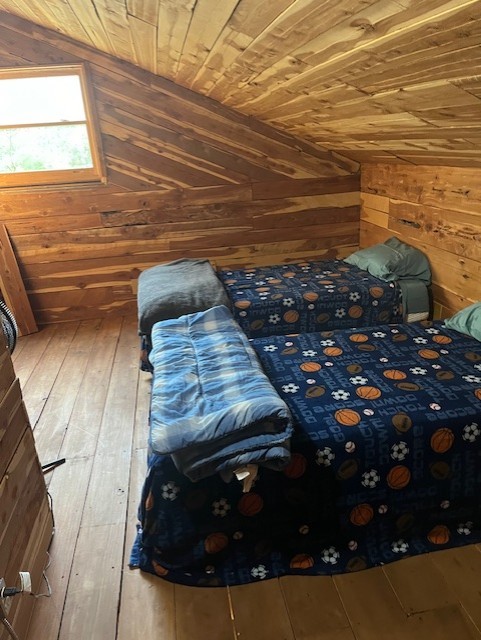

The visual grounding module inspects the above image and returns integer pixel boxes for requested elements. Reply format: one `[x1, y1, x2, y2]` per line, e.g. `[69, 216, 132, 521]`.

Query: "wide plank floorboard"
[10, 319, 480, 640]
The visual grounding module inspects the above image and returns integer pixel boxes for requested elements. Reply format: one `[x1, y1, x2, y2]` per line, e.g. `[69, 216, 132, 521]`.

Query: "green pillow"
[444, 302, 481, 342]
[384, 237, 431, 284]
[344, 242, 397, 281]
[344, 237, 431, 284]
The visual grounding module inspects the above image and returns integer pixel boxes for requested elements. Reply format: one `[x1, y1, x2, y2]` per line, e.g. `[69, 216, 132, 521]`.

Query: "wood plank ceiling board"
[39, 0, 91, 43]
[156, 0, 196, 79]
[0, 0, 480, 167]
[66, 0, 117, 55]
[174, 0, 240, 86]
[226, 0, 481, 107]
[216, 3, 460, 114]
[93, 0, 133, 61]
[188, 0, 297, 94]
[218, 0, 409, 108]
[126, 0, 159, 25]
[0, 0, 39, 24]
[127, 14, 157, 74]
[206, 0, 382, 104]
[453, 76, 481, 98]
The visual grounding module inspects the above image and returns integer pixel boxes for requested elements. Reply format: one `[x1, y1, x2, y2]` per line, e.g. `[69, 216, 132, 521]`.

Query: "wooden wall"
[361, 164, 481, 319]
[0, 12, 359, 325]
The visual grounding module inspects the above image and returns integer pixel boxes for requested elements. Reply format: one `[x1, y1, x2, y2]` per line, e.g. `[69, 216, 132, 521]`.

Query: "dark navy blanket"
[131, 320, 481, 586]
[218, 259, 403, 338]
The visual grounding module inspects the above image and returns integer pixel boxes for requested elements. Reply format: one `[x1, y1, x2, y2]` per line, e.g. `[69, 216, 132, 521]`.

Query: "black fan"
[0, 299, 18, 354]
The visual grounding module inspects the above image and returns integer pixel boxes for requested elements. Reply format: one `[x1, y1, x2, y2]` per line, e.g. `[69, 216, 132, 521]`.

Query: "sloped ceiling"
[0, 0, 480, 167]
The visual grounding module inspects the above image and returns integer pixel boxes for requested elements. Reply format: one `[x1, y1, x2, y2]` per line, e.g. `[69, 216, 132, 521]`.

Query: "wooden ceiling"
[0, 0, 480, 167]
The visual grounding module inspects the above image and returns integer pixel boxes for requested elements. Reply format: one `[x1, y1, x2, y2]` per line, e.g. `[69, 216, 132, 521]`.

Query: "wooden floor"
[12, 317, 481, 640]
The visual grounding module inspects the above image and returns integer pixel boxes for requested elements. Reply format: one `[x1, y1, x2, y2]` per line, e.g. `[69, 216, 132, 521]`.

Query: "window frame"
[0, 63, 106, 188]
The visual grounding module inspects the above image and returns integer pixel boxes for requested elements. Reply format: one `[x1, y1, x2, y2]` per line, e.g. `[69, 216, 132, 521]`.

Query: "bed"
[131, 304, 481, 587]
[218, 237, 431, 339]
[218, 258, 408, 339]
[137, 239, 431, 368]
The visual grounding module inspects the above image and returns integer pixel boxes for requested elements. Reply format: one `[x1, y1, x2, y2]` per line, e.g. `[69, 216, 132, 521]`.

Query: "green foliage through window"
[0, 125, 93, 173]
[0, 65, 103, 187]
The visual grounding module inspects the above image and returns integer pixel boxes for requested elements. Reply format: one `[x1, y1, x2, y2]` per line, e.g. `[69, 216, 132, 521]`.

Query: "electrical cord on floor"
[0, 580, 20, 640]
[0, 488, 55, 640]
[0, 559, 52, 640]
[31, 552, 52, 599]
[0, 610, 20, 640]
[0, 544, 53, 640]
[0, 579, 24, 640]
[0, 605, 20, 640]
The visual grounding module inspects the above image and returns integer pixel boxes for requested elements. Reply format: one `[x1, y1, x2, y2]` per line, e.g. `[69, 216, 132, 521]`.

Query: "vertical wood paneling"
[361, 163, 481, 318]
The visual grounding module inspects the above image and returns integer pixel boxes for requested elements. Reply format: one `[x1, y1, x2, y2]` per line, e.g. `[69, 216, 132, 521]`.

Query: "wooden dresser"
[0, 331, 53, 640]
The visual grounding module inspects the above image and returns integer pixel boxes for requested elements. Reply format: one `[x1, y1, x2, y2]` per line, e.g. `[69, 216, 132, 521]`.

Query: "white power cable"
[0, 555, 52, 640]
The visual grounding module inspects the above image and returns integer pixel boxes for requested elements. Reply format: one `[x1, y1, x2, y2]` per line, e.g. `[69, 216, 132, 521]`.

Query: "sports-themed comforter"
[131, 320, 481, 587]
[218, 259, 404, 338]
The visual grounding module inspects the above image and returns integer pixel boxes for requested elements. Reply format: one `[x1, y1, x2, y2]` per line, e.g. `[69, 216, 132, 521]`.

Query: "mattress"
[131, 319, 481, 586]
[218, 259, 404, 338]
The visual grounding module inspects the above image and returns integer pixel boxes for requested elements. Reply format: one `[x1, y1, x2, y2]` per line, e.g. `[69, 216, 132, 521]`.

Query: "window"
[0, 64, 105, 188]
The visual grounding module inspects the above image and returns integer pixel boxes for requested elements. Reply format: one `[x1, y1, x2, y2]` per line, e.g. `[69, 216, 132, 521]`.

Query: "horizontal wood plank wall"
[361, 164, 481, 319]
[0, 12, 359, 325]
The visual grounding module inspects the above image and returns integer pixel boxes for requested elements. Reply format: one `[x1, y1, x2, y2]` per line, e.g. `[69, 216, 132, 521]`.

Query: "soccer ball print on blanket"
[131, 320, 481, 586]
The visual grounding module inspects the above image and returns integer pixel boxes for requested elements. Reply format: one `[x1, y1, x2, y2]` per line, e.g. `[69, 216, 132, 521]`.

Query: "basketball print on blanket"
[218, 259, 403, 338]
[250, 320, 481, 576]
[131, 319, 481, 588]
